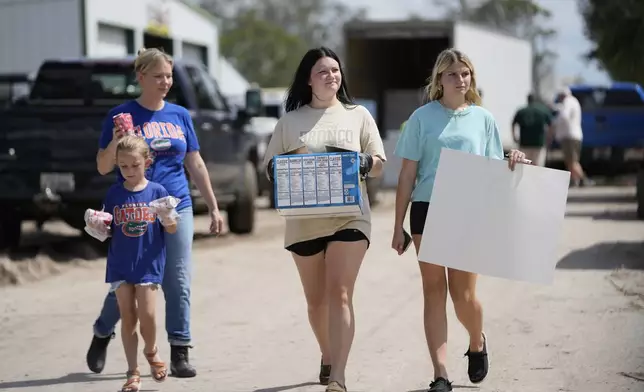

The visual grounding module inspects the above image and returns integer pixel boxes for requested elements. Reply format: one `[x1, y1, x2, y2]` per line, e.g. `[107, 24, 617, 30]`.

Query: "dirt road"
[0, 188, 643, 392]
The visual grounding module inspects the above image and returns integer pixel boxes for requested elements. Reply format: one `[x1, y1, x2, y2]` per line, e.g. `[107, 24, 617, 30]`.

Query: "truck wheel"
[637, 167, 644, 220]
[0, 211, 22, 250]
[227, 162, 257, 234]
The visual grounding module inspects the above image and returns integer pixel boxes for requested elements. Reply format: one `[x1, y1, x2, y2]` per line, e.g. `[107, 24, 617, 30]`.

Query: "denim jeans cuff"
[93, 325, 114, 338]
[168, 338, 192, 346]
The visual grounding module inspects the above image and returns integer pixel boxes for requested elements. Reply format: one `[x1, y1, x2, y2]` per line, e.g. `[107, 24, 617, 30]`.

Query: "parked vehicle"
[638, 162, 644, 220]
[0, 73, 32, 110]
[0, 57, 263, 249]
[566, 83, 644, 175]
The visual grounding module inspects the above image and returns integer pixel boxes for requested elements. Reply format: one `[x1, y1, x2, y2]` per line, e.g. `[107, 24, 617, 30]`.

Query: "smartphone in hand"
[402, 228, 412, 253]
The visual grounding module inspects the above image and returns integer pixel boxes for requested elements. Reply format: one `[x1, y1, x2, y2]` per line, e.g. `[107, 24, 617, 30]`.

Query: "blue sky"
[344, 0, 611, 84]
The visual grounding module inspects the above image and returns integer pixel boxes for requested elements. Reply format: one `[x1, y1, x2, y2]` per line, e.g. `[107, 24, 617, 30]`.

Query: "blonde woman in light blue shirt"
[391, 48, 527, 392]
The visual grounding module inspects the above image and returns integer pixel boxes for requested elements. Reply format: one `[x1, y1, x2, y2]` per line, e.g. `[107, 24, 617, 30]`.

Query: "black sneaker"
[464, 331, 489, 384]
[86, 333, 115, 374]
[319, 357, 331, 385]
[428, 377, 452, 392]
[170, 345, 197, 378]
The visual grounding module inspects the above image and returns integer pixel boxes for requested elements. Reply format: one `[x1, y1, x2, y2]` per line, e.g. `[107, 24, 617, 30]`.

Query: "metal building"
[0, 0, 220, 78]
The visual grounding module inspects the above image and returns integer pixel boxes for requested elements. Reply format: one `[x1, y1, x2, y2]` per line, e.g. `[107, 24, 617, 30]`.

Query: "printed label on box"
[275, 157, 291, 207]
[315, 155, 330, 204]
[273, 152, 363, 218]
[302, 156, 317, 205]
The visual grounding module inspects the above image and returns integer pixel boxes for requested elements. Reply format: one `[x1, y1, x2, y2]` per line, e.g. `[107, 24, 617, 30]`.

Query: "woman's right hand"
[391, 227, 407, 256]
[112, 126, 125, 140]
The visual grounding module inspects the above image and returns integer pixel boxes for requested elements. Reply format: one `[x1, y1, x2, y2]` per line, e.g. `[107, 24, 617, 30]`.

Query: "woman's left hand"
[507, 149, 529, 171]
[209, 209, 224, 235]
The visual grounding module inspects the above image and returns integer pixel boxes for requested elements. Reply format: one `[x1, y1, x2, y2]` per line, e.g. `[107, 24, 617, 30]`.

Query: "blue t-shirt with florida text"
[103, 181, 169, 285]
[99, 100, 200, 211]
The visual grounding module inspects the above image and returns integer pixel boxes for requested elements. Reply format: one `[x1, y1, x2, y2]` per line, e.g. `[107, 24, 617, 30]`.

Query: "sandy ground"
[0, 188, 643, 392]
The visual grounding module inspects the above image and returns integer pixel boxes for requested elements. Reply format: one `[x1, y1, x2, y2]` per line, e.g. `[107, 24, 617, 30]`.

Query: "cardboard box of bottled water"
[273, 151, 364, 219]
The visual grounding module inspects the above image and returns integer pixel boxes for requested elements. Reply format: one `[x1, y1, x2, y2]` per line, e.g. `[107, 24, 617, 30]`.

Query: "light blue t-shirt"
[394, 100, 504, 202]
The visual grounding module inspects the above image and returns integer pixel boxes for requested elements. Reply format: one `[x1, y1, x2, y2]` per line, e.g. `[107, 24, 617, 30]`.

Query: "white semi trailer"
[344, 19, 533, 152]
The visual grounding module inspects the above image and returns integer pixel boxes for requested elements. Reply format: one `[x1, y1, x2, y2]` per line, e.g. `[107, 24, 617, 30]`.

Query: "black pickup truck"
[0, 57, 263, 249]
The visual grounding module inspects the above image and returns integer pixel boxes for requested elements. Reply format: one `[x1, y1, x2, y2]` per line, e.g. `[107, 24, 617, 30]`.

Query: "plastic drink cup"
[113, 113, 134, 134]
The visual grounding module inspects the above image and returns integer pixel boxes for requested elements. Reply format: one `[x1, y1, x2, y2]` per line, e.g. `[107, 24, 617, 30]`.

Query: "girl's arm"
[395, 159, 418, 229]
[392, 114, 423, 230]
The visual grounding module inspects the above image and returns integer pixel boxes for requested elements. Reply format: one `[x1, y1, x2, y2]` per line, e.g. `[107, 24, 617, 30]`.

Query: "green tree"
[218, 9, 308, 87]
[251, 0, 366, 51]
[433, 0, 557, 99]
[578, 0, 644, 85]
[197, 0, 366, 86]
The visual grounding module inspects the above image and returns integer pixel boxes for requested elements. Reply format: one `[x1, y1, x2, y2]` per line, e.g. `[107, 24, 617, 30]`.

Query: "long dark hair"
[284, 46, 354, 113]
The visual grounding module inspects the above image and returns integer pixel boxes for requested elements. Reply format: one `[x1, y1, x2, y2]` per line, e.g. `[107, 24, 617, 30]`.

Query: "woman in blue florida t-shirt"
[88, 48, 224, 378]
[391, 49, 528, 392]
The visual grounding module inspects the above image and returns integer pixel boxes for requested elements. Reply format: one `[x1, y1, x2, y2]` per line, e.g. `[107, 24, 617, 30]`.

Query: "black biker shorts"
[409, 202, 430, 235]
[286, 229, 370, 257]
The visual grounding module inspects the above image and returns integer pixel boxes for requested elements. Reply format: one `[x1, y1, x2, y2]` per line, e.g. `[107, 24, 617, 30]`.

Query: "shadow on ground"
[252, 381, 319, 392]
[0, 372, 159, 390]
[566, 192, 636, 204]
[557, 241, 644, 270]
[408, 385, 479, 391]
[565, 209, 641, 221]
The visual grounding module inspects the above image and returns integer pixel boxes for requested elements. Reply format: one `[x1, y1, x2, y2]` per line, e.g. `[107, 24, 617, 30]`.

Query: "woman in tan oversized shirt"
[263, 47, 386, 392]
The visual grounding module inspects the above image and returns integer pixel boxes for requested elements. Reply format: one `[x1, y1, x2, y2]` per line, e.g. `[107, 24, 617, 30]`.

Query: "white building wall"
[84, 0, 219, 77]
[0, 0, 83, 74]
[0, 0, 227, 88]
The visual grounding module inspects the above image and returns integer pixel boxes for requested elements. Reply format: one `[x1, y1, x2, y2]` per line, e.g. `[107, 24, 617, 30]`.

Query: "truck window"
[572, 88, 644, 110]
[28, 62, 186, 105]
[184, 65, 227, 111]
[603, 90, 644, 107]
[571, 91, 596, 110]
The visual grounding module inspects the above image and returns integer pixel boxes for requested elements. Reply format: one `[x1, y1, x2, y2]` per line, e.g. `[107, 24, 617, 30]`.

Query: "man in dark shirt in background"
[512, 93, 553, 166]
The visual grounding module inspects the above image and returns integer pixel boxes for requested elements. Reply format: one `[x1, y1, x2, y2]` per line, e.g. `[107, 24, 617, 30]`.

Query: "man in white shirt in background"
[550, 87, 594, 187]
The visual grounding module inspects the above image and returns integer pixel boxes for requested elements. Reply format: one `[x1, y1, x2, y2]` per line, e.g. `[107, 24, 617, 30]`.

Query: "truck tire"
[637, 167, 644, 220]
[227, 162, 257, 234]
[0, 211, 22, 250]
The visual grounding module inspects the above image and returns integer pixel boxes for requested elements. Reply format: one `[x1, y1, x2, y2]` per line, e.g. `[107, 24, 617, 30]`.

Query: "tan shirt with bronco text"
[263, 102, 387, 248]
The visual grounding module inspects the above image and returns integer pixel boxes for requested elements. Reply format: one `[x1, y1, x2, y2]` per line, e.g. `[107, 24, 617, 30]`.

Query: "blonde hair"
[134, 47, 173, 73]
[424, 48, 482, 106]
[116, 135, 152, 161]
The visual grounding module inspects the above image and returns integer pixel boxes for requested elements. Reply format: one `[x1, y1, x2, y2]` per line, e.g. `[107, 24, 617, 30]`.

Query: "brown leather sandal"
[121, 369, 141, 392]
[144, 346, 168, 382]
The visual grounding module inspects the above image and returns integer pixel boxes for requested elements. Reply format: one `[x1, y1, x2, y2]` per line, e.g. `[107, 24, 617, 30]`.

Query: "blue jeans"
[93, 208, 194, 346]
